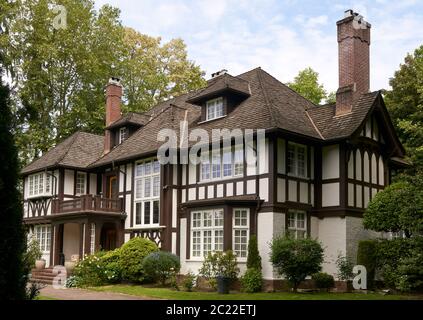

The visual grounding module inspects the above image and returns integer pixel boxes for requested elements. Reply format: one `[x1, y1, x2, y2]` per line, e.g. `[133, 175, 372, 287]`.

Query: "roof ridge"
[256, 68, 276, 128]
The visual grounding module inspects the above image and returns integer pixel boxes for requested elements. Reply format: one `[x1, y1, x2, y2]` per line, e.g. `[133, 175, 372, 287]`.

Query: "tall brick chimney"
[104, 77, 122, 154]
[336, 10, 371, 116]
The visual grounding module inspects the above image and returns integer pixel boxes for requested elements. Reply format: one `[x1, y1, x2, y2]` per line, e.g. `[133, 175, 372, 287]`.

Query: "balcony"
[51, 195, 124, 215]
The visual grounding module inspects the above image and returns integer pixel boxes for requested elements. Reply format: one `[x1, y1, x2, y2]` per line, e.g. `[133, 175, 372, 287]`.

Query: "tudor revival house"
[22, 11, 406, 282]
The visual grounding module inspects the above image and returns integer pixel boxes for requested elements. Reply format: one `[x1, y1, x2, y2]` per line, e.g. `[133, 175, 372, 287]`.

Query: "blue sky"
[94, 0, 423, 92]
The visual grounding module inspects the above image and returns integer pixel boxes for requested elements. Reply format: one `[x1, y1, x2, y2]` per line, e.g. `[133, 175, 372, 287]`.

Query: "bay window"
[287, 143, 307, 177]
[200, 146, 244, 181]
[28, 172, 53, 198]
[191, 209, 224, 258]
[134, 159, 160, 227]
[287, 210, 307, 239]
[233, 209, 249, 258]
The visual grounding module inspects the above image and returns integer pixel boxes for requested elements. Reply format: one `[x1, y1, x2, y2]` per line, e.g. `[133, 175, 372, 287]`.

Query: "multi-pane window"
[75, 172, 86, 195]
[233, 209, 249, 258]
[119, 127, 128, 144]
[28, 172, 52, 197]
[206, 97, 224, 121]
[287, 210, 307, 239]
[200, 146, 244, 181]
[90, 223, 96, 254]
[191, 209, 224, 258]
[34, 225, 51, 252]
[287, 143, 307, 177]
[134, 159, 160, 226]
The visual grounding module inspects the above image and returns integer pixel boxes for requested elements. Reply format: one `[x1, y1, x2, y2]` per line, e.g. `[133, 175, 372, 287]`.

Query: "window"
[119, 127, 128, 144]
[90, 223, 96, 254]
[206, 97, 224, 121]
[134, 159, 160, 226]
[287, 210, 307, 239]
[287, 143, 307, 177]
[28, 172, 52, 197]
[75, 172, 86, 195]
[200, 146, 244, 181]
[233, 209, 249, 258]
[34, 225, 51, 252]
[191, 209, 224, 258]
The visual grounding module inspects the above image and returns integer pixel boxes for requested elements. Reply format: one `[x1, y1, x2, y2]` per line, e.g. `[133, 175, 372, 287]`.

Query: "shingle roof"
[307, 91, 380, 140]
[21, 132, 104, 174]
[105, 112, 150, 130]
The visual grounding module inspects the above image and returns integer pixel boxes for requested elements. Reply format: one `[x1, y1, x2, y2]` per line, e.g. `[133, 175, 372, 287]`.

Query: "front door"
[106, 175, 118, 199]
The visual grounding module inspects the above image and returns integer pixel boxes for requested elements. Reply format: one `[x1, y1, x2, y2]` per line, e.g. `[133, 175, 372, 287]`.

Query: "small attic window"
[206, 97, 224, 121]
[119, 126, 128, 144]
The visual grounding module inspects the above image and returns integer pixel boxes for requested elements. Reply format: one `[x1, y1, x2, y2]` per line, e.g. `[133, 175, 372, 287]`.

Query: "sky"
[94, 0, 423, 93]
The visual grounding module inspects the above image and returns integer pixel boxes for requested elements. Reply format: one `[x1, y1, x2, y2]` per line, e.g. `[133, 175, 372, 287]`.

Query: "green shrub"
[357, 240, 377, 289]
[312, 272, 335, 291]
[119, 237, 159, 283]
[73, 251, 109, 287]
[240, 268, 263, 293]
[142, 251, 180, 286]
[247, 235, 262, 270]
[101, 248, 122, 283]
[199, 251, 239, 289]
[182, 271, 196, 292]
[336, 255, 354, 281]
[270, 236, 323, 292]
[396, 252, 423, 292]
[23, 239, 42, 273]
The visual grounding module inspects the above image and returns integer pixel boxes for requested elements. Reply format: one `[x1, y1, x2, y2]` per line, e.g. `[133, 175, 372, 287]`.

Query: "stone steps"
[29, 267, 67, 285]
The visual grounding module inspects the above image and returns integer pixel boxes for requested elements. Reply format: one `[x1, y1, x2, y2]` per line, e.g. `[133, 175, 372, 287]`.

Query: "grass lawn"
[36, 296, 59, 300]
[90, 285, 422, 300]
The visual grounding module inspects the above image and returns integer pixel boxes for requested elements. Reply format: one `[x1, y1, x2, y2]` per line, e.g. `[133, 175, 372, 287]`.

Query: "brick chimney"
[336, 10, 371, 116]
[104, 77, 122, 154]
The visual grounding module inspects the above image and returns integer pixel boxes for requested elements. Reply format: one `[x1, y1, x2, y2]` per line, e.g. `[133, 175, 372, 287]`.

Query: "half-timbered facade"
[21, 10, 406, 283]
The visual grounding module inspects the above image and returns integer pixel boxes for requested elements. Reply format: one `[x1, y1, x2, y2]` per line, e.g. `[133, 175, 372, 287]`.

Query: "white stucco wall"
[63, 223, 80, 261]
[322, 145, 339, 180]
[64, 169, 74, 195]
[322, 182, 340, 207]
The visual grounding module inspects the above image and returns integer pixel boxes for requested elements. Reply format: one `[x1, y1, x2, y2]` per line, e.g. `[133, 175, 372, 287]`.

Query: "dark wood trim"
[58, 168, 65, 201]
[130, 162, 135, 228]
[186, 212, 191, 260]
[339, 142, 347, 208]
[224, 205, 232, 251]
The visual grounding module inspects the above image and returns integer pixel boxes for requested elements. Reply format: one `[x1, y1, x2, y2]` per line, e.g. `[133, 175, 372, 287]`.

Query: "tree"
[287, 67, 328, 105]
[385, 45, 423, 174]
[246, 235, 261, 270]
[363, 174, 423, 237]
[270, 236, 323, 292]
[0, 61, 27, 300]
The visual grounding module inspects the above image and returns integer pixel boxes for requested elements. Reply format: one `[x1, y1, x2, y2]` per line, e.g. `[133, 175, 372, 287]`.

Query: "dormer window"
[119, 127, 128, 144]
[206, 97, 224, 121]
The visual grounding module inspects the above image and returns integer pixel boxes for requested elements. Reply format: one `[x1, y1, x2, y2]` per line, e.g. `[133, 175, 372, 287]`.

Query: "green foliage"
[312, 272, 335, 291]
[101, 249, 123, 284]
[73, 251, 110, 287]
[385, 45, 423, 174]
[0, 69, 27, 300]
[23, 239, 42, 273]
[336, 255, 354, 281]
[395, 251, 423, 292]
[357, 240, 378, 289]
[118, 237, 159, 283]
[182, 271, 196, 292]
[240, 268, 263, 293]
[270, 236, 324, 291]
[287, 67, 329, 105]
[142, 251, 181, 286]
[364, 178, 423, 237]
[199, 251, 240, 289]
[246, 235, 262, 270]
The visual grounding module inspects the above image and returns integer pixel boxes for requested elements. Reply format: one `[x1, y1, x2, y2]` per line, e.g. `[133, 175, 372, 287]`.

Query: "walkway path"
[40, 285, 157, 300]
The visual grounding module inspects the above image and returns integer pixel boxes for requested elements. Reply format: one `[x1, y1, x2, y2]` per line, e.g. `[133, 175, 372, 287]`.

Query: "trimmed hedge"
[246, 235, 262, 270]
[357, 240, 377, 289]
[142, 251, 180, 285]
[312, 272, 335, 291]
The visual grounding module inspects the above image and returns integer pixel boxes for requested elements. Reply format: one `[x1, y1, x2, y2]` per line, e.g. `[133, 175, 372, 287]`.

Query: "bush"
[357, 240, 377, 289]
[312, 272, 335, 291]
[336, 255, 354, 281]
[247, 235, 262, 270]
[396, 252, 423, 292]
[183, 271, 196, 292]
[240, 268, 263, 293]
[23, 239, 42, 273]
[101, 249, 122, 283]
[73, 251, 109, 287]
[142, 251, 180, 286]
[199, 251, 239, 289]
[119, 237, 159, 283]
[270, 236, 323, 291]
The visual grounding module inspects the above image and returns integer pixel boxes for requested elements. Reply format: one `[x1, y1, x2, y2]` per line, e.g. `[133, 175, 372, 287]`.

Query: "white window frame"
[206, 97, 224, 121]
[90, 223, 96, 254]
[287, 142, 307, 178]
[119, 126, 128, 144]
[190, 209, 224, 260]
[134, 158, 160, 227]
[34, 225, 51, 253]
[287, 210, 307, 239]
[200, 145, 244, 182]
[28, 172, 53, 198]
[75, 172, 86, 195]
[232, 208, 250, 260]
